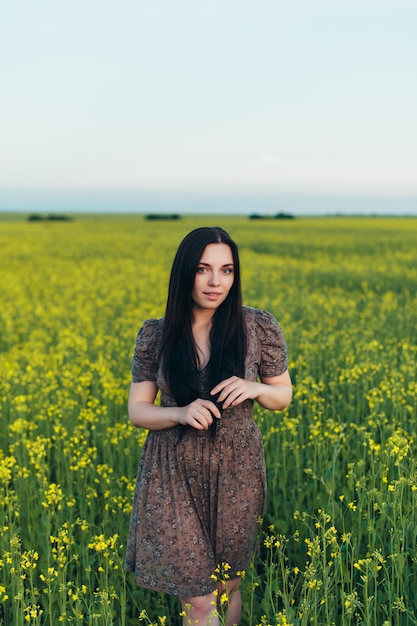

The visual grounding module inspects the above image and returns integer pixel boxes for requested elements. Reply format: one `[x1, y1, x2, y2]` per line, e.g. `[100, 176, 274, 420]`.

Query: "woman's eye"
[223, 268, 233, 274]
[197, 267, 206, 273]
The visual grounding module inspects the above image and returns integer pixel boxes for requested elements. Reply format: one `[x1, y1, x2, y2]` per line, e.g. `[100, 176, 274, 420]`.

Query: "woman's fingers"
[220, 386, 247, 408]
[180, 398, 221, 430]
[212, 376, 243, 406]
[211, 377, 259, 408]
[210, 376, 235, 397]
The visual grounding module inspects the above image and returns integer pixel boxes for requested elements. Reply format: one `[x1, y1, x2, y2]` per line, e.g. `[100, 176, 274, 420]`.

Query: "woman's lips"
[203, 292, 222, 300]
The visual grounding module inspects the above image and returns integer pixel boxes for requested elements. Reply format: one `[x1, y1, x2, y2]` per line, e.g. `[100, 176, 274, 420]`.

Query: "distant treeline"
[145, 213, 295, 220]
[28, 214, 73, 222]
[145, 214, 181, 220]
[26, 212, 296, 221]
[249, 212, 295, 220]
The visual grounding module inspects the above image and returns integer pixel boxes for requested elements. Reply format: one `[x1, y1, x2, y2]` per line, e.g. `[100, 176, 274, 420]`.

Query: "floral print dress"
[125, 306, 288, 597]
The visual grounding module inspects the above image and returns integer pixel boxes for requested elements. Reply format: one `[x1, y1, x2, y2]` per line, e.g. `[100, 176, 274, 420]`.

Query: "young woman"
[126, 227, 292, 625]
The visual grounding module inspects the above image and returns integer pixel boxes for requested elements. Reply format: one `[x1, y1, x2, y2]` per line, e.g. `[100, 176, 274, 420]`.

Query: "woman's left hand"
[211, 370, 292, 411]
[211, 376, 262, 409]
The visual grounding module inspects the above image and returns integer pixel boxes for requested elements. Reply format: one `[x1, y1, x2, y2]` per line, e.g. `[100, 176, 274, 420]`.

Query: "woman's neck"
[192, 309, 214, 370]
[192, 307, 215, 329]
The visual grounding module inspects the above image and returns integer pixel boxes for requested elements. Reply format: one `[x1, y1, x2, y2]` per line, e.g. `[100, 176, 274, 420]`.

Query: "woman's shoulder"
[242, 306, 288, 374]
[135, 317, 164, 345]
[140, 317, 164, 331]
[242, 305, 279, 327]
[132, 318, 164, 382]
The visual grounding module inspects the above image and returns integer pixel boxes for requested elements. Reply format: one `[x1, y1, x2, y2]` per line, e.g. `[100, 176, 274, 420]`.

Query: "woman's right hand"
[177, 399, 221, 430]
[128, 382, 221, 431]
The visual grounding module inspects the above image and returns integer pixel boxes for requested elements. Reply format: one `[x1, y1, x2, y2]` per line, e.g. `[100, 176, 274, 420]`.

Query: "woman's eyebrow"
[198, 262, 234, 267]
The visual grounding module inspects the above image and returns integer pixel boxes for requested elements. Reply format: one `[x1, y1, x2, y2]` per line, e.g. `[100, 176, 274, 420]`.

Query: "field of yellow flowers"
[1, 214, 417, 625]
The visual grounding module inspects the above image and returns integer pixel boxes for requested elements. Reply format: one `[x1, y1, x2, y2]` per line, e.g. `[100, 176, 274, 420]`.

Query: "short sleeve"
[131, 319, 162, 383]
[256, 309, 288, 378]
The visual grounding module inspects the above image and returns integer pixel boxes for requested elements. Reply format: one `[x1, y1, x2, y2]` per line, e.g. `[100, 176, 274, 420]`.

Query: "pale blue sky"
[1, 0, 416, 207]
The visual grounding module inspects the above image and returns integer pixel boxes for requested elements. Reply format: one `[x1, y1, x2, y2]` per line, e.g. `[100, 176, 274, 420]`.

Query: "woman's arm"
[211, 370, 292, 411]
[128, 381, 221, 431]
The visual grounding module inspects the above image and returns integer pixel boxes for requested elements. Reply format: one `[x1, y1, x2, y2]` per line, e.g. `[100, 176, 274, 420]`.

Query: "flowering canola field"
[1, 214, 417, 626]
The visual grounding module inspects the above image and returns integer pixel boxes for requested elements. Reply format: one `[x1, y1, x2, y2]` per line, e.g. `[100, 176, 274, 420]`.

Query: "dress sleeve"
[256, 309, 288, 378]
[131, 319, 161, 383]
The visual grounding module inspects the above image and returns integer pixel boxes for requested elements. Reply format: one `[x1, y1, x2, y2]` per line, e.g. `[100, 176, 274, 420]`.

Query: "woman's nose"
[208, 272, 220, 286]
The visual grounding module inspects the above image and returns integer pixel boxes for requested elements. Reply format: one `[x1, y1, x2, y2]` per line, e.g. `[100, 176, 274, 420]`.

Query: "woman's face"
[191, 243, 235, 312]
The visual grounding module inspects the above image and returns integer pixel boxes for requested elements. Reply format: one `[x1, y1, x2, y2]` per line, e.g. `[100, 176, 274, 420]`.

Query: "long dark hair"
[160, 226, 246, 407]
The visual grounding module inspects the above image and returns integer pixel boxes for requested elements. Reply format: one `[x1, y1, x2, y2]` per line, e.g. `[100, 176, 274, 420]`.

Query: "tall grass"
[1, 215, 416, 625]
